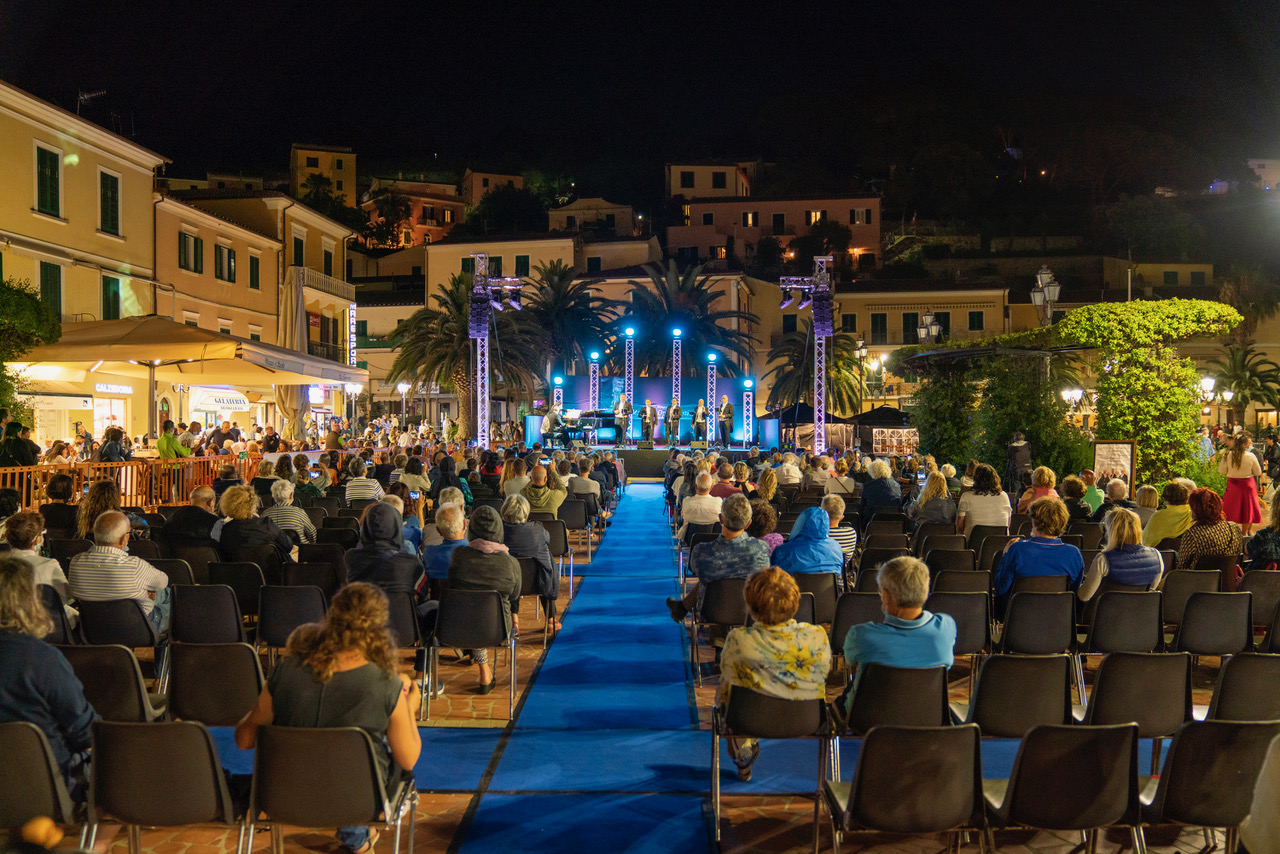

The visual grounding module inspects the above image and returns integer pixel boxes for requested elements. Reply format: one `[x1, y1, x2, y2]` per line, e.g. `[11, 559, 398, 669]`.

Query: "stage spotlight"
[779, 290, 795, 309]
[797, 293, 812, 310]
[490, 295, 503, 311]
[743, 379, 754, 389]
[554, 376, 564, 386]
[590, 351, 600, 362]
[672, 328, 682, 338]
[707, 352, 717, 363]
[625, 326, 635, 337]
[509, 294, 522, 311]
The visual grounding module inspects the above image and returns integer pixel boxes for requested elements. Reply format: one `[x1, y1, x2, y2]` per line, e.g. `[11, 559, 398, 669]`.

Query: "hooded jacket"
[344, 502, 421, 594]
[448, 506, 521, 629]
[771, 506, 845, 575]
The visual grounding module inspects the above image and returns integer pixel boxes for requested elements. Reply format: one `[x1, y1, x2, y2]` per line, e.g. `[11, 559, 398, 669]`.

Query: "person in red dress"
[1219, 433, 1264, 536]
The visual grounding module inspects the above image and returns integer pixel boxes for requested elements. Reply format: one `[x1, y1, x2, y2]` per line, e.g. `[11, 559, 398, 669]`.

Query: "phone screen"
[410, 491, 421, 500]
[309, 471, 319, 478]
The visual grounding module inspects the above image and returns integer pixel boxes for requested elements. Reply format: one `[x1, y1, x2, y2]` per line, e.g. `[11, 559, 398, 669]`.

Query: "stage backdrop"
[521, 375, 776, 446]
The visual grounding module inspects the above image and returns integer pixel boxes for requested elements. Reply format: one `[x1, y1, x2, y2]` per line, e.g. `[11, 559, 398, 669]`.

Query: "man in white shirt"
[678, 472, 723, 539]
[69, 511, 170, 631]
[776, 453, 803, 486]
[568, 455, 600, 498]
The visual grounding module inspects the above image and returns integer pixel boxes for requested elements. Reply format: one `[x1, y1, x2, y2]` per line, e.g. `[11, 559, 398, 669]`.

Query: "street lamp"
[1030, 265, 1062, 326]
[396, 383, 410, 426]
[344, 382, 362, 428]
[916, 309, 942, 344]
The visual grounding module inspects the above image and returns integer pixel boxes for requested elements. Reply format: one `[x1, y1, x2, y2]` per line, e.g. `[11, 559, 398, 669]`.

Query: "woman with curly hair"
[235, 582, 421, 854]
[75, 480, 146, 539]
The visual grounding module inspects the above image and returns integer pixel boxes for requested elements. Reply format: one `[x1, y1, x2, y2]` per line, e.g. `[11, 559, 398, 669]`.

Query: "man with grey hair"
[263, 478, 316, 544]
[802, 456, 832, 492]
[1089, 478, 1138, 524]
[841, 556, 955, 715]
[159, 484, 219, 551]
[344, 457, 385, 502]
[776, 453, 802, 486]
[667, 493, 769, 621]
[69, 510, 171, 631]
[423, 502, 468, 584]
[710, 462, 739, 499]
[677, 472, 723, 539]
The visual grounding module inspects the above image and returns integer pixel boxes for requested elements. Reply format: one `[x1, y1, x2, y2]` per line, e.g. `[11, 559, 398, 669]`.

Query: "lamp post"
[671, 328, 682, 407]
[1030, 265, 1062, 327]
[743, 379, 754, 447]
[396, 383, 410, 426]
[916, 309, 942, 345]
[1199, 376, 1216, 427]
[588, 351, 600, 445]
[344, 382, 362, 429]
[1222, 389, 1235, 428]
[624, 325, 635, 446]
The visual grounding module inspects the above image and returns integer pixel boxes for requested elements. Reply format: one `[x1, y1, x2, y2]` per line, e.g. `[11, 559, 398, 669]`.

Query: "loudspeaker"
[638, 441, 654, 450]
[691, 440, 708, 449]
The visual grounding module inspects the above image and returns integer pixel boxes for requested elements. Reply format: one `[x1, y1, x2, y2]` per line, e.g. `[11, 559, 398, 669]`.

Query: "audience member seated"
[385, 484, 424, 555]
[521, 464, 567, 515]
[1247, 496, 1280, 568]
[501, 493, 561, 632]
[775, 453, 802, 486]
[589, 455, 615, 500]
[667, 493, 770, 621]
[448, 506, 521, 693]
[568, 456, 601, 499]
[6, 510, 77, 626]
[822, 494, 858, 561]
[0, 556, 97, 801]
[772, 505, 846, 579]
[211, 464, 243, 503]
[1078, 508, 1164, 601]
[1080, 469, 1105, 513]
[344, 502, 422, 595]
[1089, 479, 1138, 524]
[994, 497, 1083, 607]
[397, 457, 431, 500]
[1133, 485, 1159, 526]
[345, 458, 386, 503]
[216, 485, 293, 563]
[955, 463, 1011, 537]
[1143, 480, 1194, 547]
[907, 471, 957, 526]
[1176, 487, 1244, 572]
[1059, 475, 1093, 522]
[38, 473, 78, 531]
[747, 499, 783, 556]
[161, 485, 220, 552]
[372, 451, 393, 487]
[677, 472, 723, 541]
[843, 556, 955, 716]
[710, 463, 740, 499]
[858, 459, 902, 518]
[1016, 466, 1060, 514]
[263, 479, 317, 545]
[501, 458, 530, 497]
[249, 459, 279, 503]
[718, 566, 831, 781]
[941, 463, 962, 493]
[69, 510, 171, 631]
[234, 583, 421, 854]
[754, 467, 779, 506]
[422, 503, 468, 587]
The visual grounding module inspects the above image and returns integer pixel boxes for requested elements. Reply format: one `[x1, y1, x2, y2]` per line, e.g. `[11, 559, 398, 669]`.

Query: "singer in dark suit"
[664, 398, 682, 445]
[639, 399, 658, 443]
[693, 399, 708, 442]
[613, 394, 633, 446]
[717, 395, 735, 446]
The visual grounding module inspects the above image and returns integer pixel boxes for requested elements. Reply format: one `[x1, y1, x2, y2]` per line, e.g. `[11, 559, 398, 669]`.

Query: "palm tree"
[386, 274, 542, 439]
[523, 260, 620, 378]
[1218, 266, 1280, 347]
[762, 319, 867, 417]
[627, 260, 759, 377]
[1208, 343, 1280, 427]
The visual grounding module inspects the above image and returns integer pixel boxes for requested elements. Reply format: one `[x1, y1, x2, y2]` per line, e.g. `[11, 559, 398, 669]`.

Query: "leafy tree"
[296, 173, 368, 235]
[386, 274, 542, 440]
[365, 188, 413, 247]
[1207, 344, 1280, 427]
[762, 319, 865, 416]
[449, 185, 549, 237]
[626, 261, 759, 377]
[787, 219, 852, 274]
[0, 276, 61, 422]
[1095, 194, 1206, 260]
[754, 234, 783, 268]
[522, 260, 619, 377]
[908, 363, 976, 469]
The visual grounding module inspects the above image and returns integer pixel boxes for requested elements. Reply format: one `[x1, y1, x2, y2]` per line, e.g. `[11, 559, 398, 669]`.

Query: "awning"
[189, 388, 251, 410]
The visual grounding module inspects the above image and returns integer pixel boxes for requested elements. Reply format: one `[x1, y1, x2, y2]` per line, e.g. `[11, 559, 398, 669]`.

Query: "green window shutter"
[461, 258, 474, 274]
[178, 233, 188, 270]
[293, 237, 304, 265]
[102, 276, 121, 320]
[249, 332, 261, 342]
[323, 249, 333, 276]
[193, 237, 204, 273]
[249, 255, 260, 289]
[214, 246, 224, 280]
[515, 255, 529, 277]
[227, 248, 236, 283]
[39, 262, 61, 313]
[355, 320, 367, 336]
[489, 256, 501, 276]
[99, 172, 120, 234]
[36, 147, 59, 216]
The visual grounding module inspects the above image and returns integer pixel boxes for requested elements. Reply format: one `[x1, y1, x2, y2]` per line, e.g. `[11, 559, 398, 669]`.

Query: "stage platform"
[599, 447, 755, 478]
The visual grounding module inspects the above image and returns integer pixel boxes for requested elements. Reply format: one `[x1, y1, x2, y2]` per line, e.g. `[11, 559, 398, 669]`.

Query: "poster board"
[1092, 440, 1135, 490]
[872, 427, 919, 456]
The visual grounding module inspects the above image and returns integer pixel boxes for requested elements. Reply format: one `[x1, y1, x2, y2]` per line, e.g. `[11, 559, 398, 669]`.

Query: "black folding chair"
[0, 722, 84, 846]
[58, 644, 166, 723]
[167, 642, 264, 726]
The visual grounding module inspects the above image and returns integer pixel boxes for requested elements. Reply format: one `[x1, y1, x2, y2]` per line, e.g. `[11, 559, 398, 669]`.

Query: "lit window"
[742, 211, 758, 227]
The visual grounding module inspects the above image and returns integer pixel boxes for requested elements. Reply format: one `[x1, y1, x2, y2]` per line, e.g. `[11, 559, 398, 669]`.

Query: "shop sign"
[308, 385, 326, 405]
[190, 388, 251, 410]
[94, 383, 133, 395]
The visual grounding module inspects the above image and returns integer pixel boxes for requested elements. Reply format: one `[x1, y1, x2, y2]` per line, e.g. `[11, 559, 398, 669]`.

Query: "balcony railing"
[292, 266, 354, 302]
[307, 340, 347, 362]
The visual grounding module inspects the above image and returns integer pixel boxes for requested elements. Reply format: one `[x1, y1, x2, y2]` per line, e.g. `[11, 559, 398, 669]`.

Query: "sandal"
[347, 828, 380, 854]
[733, 741, 760, 782]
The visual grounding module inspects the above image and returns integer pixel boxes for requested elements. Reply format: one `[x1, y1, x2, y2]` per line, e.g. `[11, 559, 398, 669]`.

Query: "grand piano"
[561, 409, 616, 444]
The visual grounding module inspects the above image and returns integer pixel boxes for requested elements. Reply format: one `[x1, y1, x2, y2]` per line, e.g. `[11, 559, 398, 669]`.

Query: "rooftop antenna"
[77, 89, 107, 115]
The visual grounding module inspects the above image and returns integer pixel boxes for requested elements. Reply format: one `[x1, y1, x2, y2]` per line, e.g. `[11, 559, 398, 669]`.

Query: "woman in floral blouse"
[718, 566, 831, 782]
[1175, 487, 1243, 573]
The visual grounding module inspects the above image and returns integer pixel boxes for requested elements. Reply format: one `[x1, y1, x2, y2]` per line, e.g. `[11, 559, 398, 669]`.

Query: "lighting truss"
[781, 257, 834, 453]
[469, 252, 526, 448]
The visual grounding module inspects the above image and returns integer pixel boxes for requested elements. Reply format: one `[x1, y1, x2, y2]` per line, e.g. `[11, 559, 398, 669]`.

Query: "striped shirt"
[344, 476, 385, 502]
[68, 545, 167, 615]
[263, 504, 317, 544]
[830, 525, 858, 558]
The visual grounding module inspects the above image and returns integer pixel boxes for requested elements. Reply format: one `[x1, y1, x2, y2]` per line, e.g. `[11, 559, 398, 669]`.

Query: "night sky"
[3, 0, 1277, 196]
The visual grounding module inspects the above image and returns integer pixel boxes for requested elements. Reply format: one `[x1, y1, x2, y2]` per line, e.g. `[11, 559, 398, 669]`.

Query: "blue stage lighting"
[707, 353, 717, 363]
[672, 328, 682, 338]
[624, 326, 635, 337]
[553, 376, 564, 386]
[743, 379, 754, 388]
[590, 351, 600, 361]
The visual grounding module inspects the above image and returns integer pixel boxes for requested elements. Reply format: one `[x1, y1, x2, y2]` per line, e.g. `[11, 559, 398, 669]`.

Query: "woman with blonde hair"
[732, 461, 756, 495]
[0, 556, 96, 800]
[235, 582, 421, 854]
[908, 471, 956, 525]
[1133, 484, 1160, 526]
[217, 484, 293, 562]
[756, 466, 778, 502]
[1016, 466, 1059, 514]
[826, 458, 858, 495]
[1077, 508, 1164, 600]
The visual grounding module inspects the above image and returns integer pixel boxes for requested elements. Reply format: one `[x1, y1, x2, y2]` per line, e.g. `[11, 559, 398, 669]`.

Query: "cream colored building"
[0, 79, 169, 440]
[424, 234, 576, 295]
[461, 169, 523, 206]
[290, 143, 357, 208]
[549, 198, 636, 236]
[664, 162, 751, 199]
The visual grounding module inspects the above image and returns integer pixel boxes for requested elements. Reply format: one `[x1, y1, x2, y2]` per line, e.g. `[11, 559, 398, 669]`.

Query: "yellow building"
[0, 79, 169, 440]
[290, 143, 357, 208]
[461, 169, 523, 207]
[424, 234, 576, 295]
[664, 161, 752, 199]
[550, 198, 636, 237]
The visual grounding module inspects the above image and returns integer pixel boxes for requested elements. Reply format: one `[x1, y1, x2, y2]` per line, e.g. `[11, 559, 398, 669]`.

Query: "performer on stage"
[693, 399, 708, 442]
[639, 399, 658, 443]
[718, 394, 735, 447]
[613, 394, 633, 447]
[665, 398, 682, 446]
[541, 403, 567, 449]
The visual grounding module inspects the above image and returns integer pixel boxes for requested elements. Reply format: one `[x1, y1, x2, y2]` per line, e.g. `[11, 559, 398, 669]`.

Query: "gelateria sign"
[189, 388, 251, 410]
